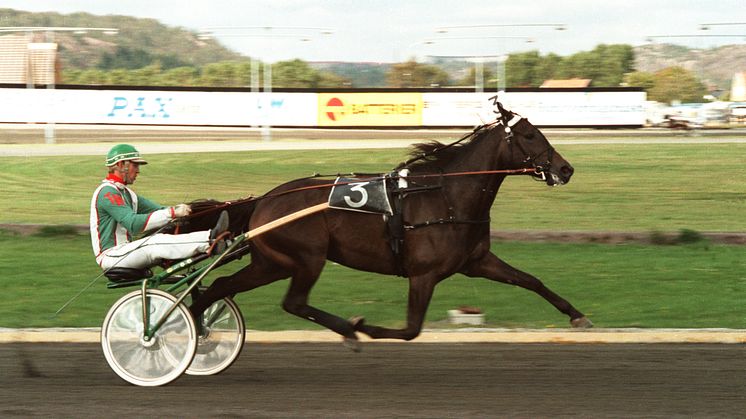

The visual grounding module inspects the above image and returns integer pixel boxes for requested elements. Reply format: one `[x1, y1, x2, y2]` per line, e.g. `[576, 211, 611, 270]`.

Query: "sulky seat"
[104, 267, 153, 283]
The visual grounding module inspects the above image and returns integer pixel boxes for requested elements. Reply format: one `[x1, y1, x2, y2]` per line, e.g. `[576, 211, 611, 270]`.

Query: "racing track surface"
[1, 342, 744, 417]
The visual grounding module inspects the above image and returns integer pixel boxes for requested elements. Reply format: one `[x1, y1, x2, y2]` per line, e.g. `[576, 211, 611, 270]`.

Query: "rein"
[185, 166, 537, 221]
[185, 117, 538, 220]
[249, 166, 538, 200]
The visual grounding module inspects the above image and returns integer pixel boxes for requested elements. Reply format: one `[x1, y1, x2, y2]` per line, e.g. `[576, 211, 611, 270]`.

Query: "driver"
[90, 144, 229, 270]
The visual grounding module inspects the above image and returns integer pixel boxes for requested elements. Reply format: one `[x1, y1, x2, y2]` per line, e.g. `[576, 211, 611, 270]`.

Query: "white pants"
[97, 231, 211, 270]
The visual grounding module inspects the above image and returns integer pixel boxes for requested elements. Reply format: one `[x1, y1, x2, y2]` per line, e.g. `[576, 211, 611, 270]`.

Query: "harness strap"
[404, 217, 491, 230]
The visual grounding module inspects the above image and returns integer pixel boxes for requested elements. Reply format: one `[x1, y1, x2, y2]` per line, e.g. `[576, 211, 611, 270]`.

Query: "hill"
[3, 8, 746, 90]
[633, 43, 746, 92]
[0, 8, 242, 70]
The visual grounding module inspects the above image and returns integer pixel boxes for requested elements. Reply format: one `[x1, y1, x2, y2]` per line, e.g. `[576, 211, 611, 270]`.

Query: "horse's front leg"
[281, 264, 364, 351]
[460, 251, 593, 328]
[352, 274, 439, 341]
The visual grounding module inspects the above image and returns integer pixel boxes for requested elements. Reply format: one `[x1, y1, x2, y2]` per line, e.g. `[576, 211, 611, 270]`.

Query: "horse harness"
[327, 171, 491, 277]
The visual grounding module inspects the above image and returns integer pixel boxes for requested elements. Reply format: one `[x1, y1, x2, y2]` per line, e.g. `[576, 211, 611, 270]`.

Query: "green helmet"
[105, 144, 148, 166]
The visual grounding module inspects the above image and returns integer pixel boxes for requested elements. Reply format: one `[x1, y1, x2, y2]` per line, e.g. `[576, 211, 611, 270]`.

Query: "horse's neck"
[442, 131, 507, 216]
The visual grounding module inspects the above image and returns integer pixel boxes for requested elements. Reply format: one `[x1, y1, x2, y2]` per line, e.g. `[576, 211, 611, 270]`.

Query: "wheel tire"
[186, 296, 246, 376]
[101, 289, 197, 386]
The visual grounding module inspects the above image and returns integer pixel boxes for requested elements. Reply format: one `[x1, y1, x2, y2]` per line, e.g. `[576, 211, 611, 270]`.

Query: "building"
[540, 78, 591, 88]
[0, 34, 58, 85]
[731, 72, 746, 102]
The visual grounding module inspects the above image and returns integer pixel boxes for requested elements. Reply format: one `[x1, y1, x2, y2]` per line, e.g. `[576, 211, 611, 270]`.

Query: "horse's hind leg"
[460, 251, 592, 328]
[352, 274, 439, 341]
[190, 253, 289, 318]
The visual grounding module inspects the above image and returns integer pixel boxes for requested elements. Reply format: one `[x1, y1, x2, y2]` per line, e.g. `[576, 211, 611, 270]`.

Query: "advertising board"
[0, 88, 317, 126]
[317, 93, 423, 126]
[0, 87, 644, 127]
[423, 91, 646, 127]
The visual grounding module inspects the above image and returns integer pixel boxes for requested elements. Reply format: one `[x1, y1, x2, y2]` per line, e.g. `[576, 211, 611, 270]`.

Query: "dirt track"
[1, 342, 744, 417]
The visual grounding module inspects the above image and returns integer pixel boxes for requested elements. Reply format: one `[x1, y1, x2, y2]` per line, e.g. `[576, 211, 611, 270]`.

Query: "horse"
[182, 102, 592, 349]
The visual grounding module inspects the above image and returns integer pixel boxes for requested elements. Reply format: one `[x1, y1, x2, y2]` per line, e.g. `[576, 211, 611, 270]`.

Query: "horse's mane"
[399, 125, 495, 171]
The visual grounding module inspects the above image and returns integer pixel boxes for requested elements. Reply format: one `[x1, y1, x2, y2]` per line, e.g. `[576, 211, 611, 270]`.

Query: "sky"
[2, 0, 745, 63]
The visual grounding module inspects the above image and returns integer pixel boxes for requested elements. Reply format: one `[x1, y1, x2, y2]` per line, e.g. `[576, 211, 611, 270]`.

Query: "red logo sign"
[325, 97, 344, 121]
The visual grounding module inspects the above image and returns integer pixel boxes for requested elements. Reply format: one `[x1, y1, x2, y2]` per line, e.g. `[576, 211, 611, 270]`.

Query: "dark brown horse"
[184, 102, 592, 348]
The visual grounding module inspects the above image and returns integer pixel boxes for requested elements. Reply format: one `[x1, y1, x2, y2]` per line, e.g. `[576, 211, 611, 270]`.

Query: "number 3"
[344, 182, 369, 208]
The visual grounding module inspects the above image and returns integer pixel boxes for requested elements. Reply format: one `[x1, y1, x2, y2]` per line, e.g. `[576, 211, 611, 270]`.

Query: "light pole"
[422, 36, 534, 92]
[198, 26, 333, 141]
[699, 22, 746, 31]
[431, 24, 565, 92]
[0, 26, 118, 144]
[435, 23, 567, 33]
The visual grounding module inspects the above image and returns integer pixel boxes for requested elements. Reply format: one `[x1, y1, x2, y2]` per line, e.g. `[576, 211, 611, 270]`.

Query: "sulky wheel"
[101, 289, 197, 387]
[184, 295, 246, 376]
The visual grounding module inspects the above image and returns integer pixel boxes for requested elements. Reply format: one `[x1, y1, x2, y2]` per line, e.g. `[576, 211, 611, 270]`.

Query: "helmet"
[105, 144, 148, 166]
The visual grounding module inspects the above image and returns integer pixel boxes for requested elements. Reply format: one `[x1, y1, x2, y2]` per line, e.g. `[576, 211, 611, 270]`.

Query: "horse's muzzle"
[546, 164, 573, 186]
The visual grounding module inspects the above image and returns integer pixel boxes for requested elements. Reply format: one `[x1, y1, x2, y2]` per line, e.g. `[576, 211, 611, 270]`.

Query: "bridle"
[494, 103, 556, 183]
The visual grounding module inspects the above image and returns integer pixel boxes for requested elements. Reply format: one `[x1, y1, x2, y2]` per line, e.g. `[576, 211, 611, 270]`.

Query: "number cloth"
[328, 177, 393, 215]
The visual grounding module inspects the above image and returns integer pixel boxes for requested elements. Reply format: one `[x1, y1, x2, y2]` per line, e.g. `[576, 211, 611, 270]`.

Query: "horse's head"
[495, 103, 573, 186]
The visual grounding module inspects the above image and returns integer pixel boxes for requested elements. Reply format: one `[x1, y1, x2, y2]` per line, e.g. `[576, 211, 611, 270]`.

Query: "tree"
[159, 67, 200, 86]
[272, 59, 320, 88]
[198, 61, 252, 87]
[623, 67, 707, 103]
[457, 65, 496, 89]
[623, 71, 656, 91]
[648, 67, 708, 103]
[386, 60, 450, 87]
[506, 51, 542, 87]
[553, 44, 634, 86]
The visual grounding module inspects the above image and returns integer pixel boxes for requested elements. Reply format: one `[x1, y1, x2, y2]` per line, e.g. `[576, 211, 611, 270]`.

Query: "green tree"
[272, 59, 320, 88]
[105, 69, 134, 85]
[554, 44, 634, 86]
[198, 61, 252, 87]
[386, 60, 450, 87]
[158, 66, 200, 86]
[457, 65, 497, 89]
[624, 71, 656, 91]
[129, 64, 163, 86]
[506, 51, 542, 87]
[648, 67, 708, 103]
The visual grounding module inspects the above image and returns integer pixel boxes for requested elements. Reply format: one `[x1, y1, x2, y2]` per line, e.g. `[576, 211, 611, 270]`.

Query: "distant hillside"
[3, 8, 746, 90]
[309, 62, 390, 87]
[0, 8, 242, 70]
[633, 43, 746, 92]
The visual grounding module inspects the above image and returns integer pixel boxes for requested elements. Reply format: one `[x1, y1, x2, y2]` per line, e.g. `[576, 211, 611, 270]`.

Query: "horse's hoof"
[571, 316, 594, 328]
[343, 337, 362, 353]
[349, 316, 366, 331]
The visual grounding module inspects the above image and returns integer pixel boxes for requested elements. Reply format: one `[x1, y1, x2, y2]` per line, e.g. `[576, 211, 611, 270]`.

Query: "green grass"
[2, 143, 746, 232]
[2, 139, 746, 329]
[1, 229, 744, 329]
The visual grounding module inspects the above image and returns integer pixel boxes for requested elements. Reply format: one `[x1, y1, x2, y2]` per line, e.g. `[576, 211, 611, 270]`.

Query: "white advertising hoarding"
[423, 90, 646, 126]
[0, 87, 645, 127]
[0, 88, 318, 126]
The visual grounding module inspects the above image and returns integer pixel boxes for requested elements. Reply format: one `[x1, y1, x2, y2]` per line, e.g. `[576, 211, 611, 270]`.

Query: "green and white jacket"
[89, 174, 174, 262]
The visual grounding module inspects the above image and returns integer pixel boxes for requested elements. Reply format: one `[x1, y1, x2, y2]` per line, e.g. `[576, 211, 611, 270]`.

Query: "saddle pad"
[328, 177, 393, 215]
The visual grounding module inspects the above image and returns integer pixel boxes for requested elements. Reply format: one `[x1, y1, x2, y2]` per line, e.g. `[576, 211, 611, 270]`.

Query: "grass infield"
[1, 140, 745, 329]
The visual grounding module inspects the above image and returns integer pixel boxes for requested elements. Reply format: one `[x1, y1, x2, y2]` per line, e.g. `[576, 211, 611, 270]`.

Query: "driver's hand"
[172, 204, 191, 218]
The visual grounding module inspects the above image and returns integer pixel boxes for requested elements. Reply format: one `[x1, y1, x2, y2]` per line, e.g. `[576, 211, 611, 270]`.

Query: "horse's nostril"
[561, 165, 574, 177]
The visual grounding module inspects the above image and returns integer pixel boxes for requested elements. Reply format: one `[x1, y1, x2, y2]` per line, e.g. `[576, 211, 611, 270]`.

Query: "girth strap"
[404, 217, 491, 230]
